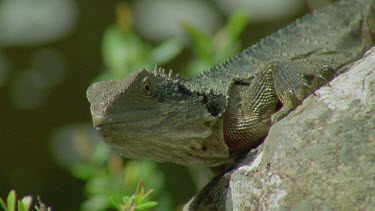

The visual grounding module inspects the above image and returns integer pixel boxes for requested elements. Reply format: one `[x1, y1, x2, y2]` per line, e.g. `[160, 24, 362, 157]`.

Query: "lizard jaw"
[91, 114, 167, 137]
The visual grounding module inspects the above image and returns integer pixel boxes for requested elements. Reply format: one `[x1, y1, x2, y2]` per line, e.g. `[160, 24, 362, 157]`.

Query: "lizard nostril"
[202, 145, 207, 151]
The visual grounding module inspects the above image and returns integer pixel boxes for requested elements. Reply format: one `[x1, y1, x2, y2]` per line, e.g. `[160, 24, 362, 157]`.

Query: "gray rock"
[184, 47, 375, 211]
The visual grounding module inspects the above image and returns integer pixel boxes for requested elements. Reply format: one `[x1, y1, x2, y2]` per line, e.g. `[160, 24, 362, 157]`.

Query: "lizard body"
[87, 0, 375, 165]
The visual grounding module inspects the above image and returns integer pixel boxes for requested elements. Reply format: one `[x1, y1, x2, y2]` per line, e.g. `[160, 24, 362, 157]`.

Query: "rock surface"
[184, 47, 375, 211]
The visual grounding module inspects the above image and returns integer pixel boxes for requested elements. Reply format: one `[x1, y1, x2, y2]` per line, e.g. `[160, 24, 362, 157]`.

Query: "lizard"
[87, 0, 375, 166]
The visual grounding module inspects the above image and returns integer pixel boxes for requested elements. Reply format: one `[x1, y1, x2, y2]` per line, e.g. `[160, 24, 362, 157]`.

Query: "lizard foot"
[269, 60, 335, 123]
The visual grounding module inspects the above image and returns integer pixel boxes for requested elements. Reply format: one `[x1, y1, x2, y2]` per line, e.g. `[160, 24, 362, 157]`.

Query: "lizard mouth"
[92, 115, 117, 127]
[92, 115, 166, 131]
[92, 116, 145, 142]
[92, 114, 169, 146]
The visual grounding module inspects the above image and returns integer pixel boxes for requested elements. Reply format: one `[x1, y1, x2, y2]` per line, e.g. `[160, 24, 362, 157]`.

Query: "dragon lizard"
[87, 0, 375, 165]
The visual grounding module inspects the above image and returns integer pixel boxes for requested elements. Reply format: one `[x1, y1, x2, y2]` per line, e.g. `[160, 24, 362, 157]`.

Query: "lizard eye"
[140, 77, 154, 98]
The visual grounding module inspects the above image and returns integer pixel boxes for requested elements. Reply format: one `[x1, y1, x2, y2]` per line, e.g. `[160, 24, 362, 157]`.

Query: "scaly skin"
[87, 0, 375, 165]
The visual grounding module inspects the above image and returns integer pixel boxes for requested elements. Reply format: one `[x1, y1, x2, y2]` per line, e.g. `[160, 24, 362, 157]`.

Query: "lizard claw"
[302, 81, 317, 96]
[315, 74, 331, 87]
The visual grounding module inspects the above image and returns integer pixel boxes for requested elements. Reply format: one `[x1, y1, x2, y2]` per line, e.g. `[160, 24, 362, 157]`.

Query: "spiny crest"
[151, 64, 186, 81]
[173, 72, 186, 81]
[152, 64, 174, 79]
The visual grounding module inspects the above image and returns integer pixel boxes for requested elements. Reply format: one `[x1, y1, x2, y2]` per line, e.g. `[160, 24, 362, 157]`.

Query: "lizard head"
[86, 68, 229, 165]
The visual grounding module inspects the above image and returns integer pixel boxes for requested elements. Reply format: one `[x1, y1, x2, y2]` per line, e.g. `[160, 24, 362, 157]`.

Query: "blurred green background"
[0, 0, 330, 210]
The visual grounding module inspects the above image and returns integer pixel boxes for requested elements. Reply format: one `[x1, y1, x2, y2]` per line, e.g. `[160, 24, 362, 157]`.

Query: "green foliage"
[0, 190, 51, 211]
[96, 4, 247, 80]
[68, 132, 167, 211]
[99, 9, 248, 79]
[111, 180, 158, 211]
[96, 26, 183, 81]
[75, 156, 165, 211]
[182, 10, 248, 76]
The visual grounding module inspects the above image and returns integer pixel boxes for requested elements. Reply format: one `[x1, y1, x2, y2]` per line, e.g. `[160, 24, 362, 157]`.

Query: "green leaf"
[101, 25, 148, 77]
[123, 195, 134, 209]
[212, 42, 240, 65]
[122, 196, 130, 205]
[7, 190, 16, 211]
[142, 189, 154, 200]
[212, 10, 248, 63]
[110, 196, 122, 210]
[149, 38, 183, 64]
[85, 177, 111, 196]
[79, 195, 109, 211]
[21, 196, 33, 211]
[17, 200, 24, 211]
[35, 196, 50, 211]
[135, 179, 145, 196]
[70, 163, 95, 180]
[183, 59, 212, 76]
[182, 23, 212, 62]
[0, 196, 7, 210]
[133, 195, 143, 205]
[224, 10, 249, 41]
[135, 201, 158, 210]
[91, 141, 111, 164]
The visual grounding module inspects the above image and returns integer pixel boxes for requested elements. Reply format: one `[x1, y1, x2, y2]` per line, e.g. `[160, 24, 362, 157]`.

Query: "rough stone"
[184, 47, 375, 211]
